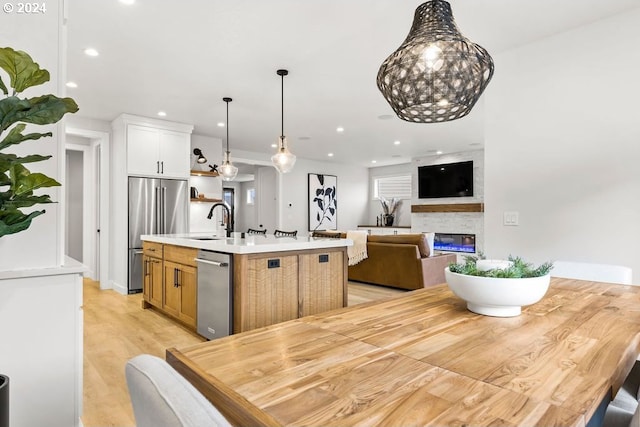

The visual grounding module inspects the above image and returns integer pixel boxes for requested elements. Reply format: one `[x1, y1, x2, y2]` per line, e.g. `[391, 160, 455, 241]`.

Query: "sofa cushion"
[367, 234, 430, 258]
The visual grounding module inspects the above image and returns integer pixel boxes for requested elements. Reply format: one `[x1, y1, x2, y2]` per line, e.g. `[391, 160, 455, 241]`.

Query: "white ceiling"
[66, 0, 639, 167]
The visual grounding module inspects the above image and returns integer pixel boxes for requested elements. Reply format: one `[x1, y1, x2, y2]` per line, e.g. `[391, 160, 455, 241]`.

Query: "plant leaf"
[317, 174, 324, 186]
[316, 212, 320, 222]
[0, 209, 44, 237]
[0, 95, 79, 133]
[315, 188, 322, 196]
[10, 164, 60, 195]
[0, 123, 52, 150]
[316, 199, 324, 210]
[328, 207, 335, 216]
[2, 194, 53, 208]
[0, 47, 50, 94]
[0, 76, 7, 96]
[325, 188, 332, 198]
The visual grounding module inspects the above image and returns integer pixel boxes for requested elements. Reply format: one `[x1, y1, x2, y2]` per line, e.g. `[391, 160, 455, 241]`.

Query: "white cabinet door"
[127, 125, 190, 178]
[159, 130, 190, 178]
[127, 125, 161, 176]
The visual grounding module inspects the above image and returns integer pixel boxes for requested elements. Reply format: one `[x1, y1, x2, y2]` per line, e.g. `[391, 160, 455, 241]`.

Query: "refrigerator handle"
[155, 186, 161, 234]
[162, 186, 167, 234]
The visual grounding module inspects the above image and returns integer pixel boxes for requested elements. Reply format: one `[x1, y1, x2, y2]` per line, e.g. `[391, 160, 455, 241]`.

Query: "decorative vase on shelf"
[384, 214, 394, 226]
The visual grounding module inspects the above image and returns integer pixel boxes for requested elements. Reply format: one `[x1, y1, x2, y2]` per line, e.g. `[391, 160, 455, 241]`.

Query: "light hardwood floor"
[81, 278, 404, 426]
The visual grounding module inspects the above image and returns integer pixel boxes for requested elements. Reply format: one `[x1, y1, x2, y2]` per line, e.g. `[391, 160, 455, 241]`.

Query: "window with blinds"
[374, 175, 412, 200]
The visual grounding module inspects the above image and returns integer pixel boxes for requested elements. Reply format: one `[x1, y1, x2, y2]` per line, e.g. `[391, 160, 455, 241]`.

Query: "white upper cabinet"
[127, 125, 191, 178]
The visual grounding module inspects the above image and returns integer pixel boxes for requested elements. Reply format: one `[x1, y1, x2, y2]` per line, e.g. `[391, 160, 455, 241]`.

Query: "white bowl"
[444, 267, 551, 317]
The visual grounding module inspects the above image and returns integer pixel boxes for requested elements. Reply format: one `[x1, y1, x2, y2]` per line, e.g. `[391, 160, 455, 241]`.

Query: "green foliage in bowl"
[449, 254, 553, 278]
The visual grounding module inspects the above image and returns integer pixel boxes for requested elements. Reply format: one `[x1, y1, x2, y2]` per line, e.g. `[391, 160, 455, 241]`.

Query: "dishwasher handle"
[195, 258, 229, 268]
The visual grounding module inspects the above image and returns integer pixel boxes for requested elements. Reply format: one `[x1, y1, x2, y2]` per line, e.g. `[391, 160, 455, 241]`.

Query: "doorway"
[65, 127, 110, 288]
[222, 187, 235, 232]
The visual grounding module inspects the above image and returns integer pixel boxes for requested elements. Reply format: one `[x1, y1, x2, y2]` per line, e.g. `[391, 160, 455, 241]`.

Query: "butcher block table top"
[166, 278, 640, 427]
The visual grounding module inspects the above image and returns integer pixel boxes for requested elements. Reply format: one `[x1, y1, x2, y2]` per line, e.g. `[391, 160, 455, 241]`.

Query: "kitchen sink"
[189, 236, 224, 241]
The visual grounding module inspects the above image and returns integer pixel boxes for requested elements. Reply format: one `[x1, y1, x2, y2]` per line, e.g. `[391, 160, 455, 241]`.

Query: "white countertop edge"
[0, 256, 88, 280]
[142, 233, 353, 254]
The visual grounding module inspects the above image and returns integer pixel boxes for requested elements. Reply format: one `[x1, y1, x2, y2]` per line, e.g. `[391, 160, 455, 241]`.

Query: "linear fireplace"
[434, 233, 476, 254]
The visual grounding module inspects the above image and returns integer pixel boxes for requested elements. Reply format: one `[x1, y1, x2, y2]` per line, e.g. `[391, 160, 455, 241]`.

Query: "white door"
[256, 166, 277, 232]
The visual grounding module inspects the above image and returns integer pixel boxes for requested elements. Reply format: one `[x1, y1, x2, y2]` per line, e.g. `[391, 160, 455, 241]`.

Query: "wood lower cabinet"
[234, 247, 347, 333]
[142, 243, 198, 329]
[142, 241, 163, 307]
[162, 260, 197, 327]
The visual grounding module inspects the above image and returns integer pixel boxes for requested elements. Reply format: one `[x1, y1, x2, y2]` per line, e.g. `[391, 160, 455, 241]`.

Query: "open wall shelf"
[191, 198, 222, 203]
[190, 170, 219, 177]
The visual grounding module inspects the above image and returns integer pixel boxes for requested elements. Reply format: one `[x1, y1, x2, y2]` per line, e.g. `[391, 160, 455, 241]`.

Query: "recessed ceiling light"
[298, 136, 311, 140]
[393, 140, 401, 145]
[371, 160, 377, 164]
[391, 155, 402, 158]
[336, 127, 344, 133]
[217, 122, 225, 127]
[157, 111, 167, 117]
[119, 0, 135, 4]
[378, 114, 393, 120]
[436, 150, 443, 155]
[84, 48, 99, 57]
[66, 81, 78, 88]
[271, 144, 277, 148]
[328, 153, 334, 157]
[469, 142, 482, 146]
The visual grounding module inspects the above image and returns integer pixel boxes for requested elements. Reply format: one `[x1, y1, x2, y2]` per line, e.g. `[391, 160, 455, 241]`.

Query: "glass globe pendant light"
[377, 0, 494, 123]
[218, 97, 238, 181]
[271, 69, 296, 173]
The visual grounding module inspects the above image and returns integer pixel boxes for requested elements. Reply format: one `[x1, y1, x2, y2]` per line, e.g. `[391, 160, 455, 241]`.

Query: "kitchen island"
[140, 233, 352, 337]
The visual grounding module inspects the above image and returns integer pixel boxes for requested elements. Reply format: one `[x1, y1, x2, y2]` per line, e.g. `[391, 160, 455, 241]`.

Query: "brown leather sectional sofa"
[312, 232, 457, 290]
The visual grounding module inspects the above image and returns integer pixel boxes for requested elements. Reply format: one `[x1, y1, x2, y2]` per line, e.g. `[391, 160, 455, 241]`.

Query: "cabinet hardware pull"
[156, 161, 160, 174]
[174, 268, 178, 287]
[161, 161, 164, 174]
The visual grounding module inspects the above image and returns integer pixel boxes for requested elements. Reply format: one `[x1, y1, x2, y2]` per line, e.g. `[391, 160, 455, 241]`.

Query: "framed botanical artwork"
[308, 173, 337, 231]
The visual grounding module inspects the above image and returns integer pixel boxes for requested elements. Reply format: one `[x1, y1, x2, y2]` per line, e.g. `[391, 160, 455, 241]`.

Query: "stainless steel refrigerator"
[128, 177, 188, 294]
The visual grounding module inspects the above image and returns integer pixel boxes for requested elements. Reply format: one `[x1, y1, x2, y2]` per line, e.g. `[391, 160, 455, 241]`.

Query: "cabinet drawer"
[143, 241, 163, 257]
[164, 244, 198, 267]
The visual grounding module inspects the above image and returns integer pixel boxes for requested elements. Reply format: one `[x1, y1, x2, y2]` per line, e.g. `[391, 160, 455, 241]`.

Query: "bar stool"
[246, 228, 267, 235]
[274, 229, 297, 237]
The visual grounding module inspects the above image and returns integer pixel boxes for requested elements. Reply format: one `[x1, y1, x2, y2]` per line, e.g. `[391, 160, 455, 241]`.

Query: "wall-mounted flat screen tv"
[418, 160, 473, 198]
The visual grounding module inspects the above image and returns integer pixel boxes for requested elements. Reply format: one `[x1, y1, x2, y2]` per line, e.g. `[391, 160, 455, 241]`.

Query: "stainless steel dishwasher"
[195, 250, 233, 340]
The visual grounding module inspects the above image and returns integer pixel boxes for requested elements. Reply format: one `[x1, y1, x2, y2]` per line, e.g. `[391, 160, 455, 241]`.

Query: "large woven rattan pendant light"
[218, 97, 238, 181]
[377, 0, 494, 123]
[271, 69, 296, 174]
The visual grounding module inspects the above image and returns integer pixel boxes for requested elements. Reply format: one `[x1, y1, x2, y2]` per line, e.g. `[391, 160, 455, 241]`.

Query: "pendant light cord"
[281, 72, 284, 140]
[226, 100, 230, 153]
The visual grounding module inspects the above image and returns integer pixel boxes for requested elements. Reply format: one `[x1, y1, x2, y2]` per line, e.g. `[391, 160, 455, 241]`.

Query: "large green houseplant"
[0, 47, 78, 237]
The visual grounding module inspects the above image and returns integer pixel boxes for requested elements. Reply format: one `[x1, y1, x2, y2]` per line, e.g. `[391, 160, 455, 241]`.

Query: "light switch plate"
[503, 211, 519, 226]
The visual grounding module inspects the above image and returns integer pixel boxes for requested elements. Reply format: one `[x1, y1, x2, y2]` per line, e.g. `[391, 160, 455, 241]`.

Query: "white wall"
[228, 149, 369, 234]
[368, 163, 413, 226]
[0, 1, 65, 270]
[484, 8, 640, 281]
[280, 158, 369, 235]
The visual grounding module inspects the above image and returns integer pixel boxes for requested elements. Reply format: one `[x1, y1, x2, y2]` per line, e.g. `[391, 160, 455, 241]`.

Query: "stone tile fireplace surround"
[410, 150, 484, 261]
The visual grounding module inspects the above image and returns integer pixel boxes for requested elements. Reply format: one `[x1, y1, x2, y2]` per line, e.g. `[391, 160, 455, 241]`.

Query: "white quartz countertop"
[141, 232, 352, 254]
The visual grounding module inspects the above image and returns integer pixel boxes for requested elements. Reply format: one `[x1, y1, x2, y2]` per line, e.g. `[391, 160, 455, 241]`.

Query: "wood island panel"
[164, 244, 198, 267]
[168, 278, 640, 427]
[233, 252, 299, 333]
[298, 248, 346, 316]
